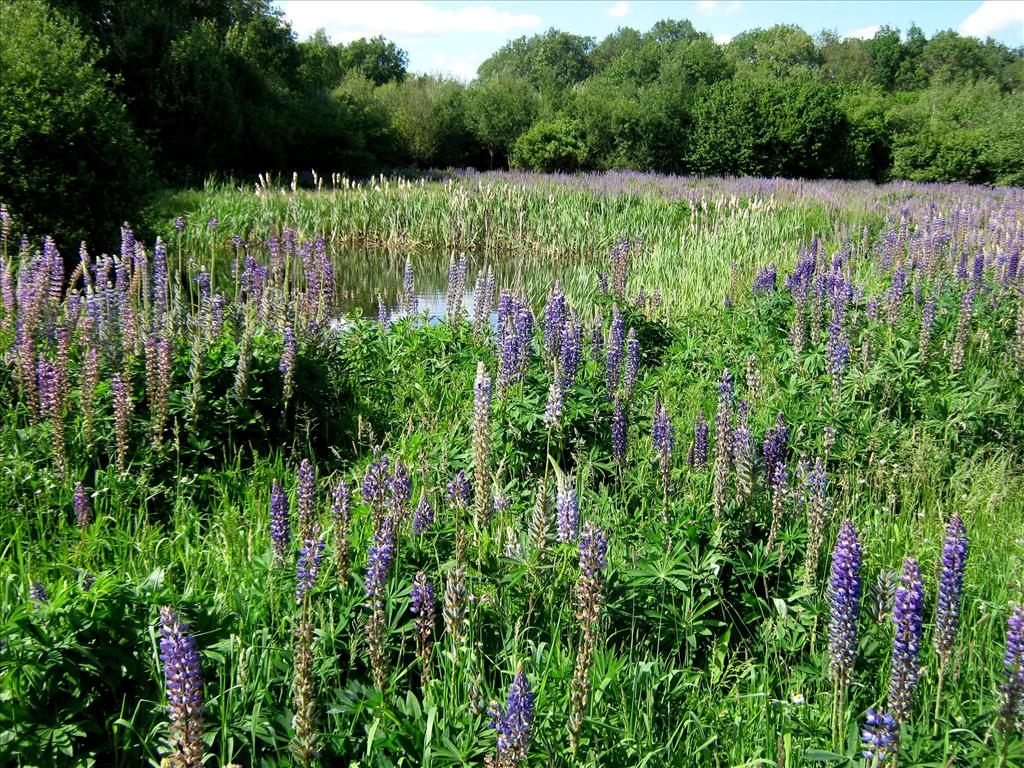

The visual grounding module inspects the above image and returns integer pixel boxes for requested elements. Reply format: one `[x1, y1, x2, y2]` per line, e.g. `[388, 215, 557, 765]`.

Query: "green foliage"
[510, 118, 587, 172]
[688, 78, 852, 178]
[376, 76, 478, 168]
[0, 0, 149, 248]
[465, 75, 541, 167]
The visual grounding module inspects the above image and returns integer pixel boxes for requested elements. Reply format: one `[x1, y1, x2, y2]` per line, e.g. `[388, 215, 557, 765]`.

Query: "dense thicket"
[1, 0, 1022, 245]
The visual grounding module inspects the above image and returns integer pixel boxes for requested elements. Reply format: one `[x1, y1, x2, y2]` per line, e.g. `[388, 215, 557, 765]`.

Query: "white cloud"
[846, 25, 880, 40]
[694, 1, 743, 16]
[714, 33, 733, 44]
[607, 1, 630, 17]
[279, 1, 541, 43]
[429, 51, 484, 81]
[959, 0, 1024, 38]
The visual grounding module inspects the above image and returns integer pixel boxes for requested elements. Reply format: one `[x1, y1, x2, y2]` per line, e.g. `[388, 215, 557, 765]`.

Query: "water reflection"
[329, 247, 598, 321]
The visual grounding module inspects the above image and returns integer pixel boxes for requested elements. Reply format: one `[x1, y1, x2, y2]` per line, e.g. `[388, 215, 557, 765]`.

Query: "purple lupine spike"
[611, 395, 627, 467]
[623, 328, 640, 398]
[361, 452, 391, 513]
[377, 295, 390, 327]
[174, 216, 186, 232]
[998, 605, 1024, 733]
[447, 470, 471, 509]
[934, 514, 968, 668]
[270, 481, 290, 565]
[74, 483, 91, 528]
[556, 478, 580, 544]
[558, 319, 583, 392]
[544, 372, 563, 427]
[112, 372, 133, 473]
[411, 570, 436, 686]
[971, 248, 984, 285]
[488, 667, 535, 768]
[412, 494, 434, 535]
[403, 256, 417, 315]
[752, 264, 777, 294]
[295, 531, 326, 604]
[888, 557, 925, 725]
[590, 323, 604, 364]
[688, 411, 709, 469]
[829, 520, 863, 687]
[544, 283, 566, 362]
[365, 518, 397, 600]
[29, 580, 48, 608]
[280, 326, 296, 401]
[712, 368, 735, 516]
[388, 460, 412, 519]
[207, 217, 218, 231]
[158, 607, 205, 768]
[0, 202, 11, 240]
[332, 478, 352, 586]
[296, 459, 316, 540]
[861, 708, 898, 766]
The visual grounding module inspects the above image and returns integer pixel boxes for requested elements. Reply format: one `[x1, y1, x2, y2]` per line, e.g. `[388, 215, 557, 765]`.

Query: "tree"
[338, 36, 408, 86]
[511, 118, 587, 172]
[0, 0, 149, 247]
[376, 76, 476, 167]
[465, 76, 540, 167]
[477, 28, 594, 104]
[727, 25, 821, 80]
[688, 78, 850, 178]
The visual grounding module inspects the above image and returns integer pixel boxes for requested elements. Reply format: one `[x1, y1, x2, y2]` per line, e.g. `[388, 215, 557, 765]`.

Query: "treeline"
[1, 0, 1022, 247]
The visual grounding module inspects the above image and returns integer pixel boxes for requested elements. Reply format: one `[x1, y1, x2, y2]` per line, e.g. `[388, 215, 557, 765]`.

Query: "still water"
[327, 247, 600, 321]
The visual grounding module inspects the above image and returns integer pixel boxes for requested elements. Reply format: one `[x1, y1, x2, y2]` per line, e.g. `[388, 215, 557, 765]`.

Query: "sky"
[276, 0, 1024, 81]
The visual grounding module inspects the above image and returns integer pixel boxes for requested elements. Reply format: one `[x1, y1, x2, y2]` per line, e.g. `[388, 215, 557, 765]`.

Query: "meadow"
[1, 172, 1023, 768]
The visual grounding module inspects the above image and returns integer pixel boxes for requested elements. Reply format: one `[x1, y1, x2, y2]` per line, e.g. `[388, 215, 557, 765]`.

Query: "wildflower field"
[1, 173, 1023, 768]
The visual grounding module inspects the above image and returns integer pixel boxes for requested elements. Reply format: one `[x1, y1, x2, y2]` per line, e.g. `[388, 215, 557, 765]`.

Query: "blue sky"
[276, 1, 1024, 80]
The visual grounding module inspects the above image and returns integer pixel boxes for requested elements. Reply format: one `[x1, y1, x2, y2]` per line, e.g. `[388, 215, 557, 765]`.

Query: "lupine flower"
[291, 617, 318, 766]
[556, 477, 580, 543]
[331, 479, 352, 586]
[174, 216, 185, 232]
[752, 264, 777, 294]
[158, 607, 204, 768]
[377, 295, 390, 327]
[733, 400, 755, 506]
[998, 605, 1024, 733]
[609, 237, 630, 298]
[950, 287, 976, 373]
[403, 256, 417, 315]
[611, 395, 627, 467]
[652, 397, 674, 507]
[558, 319, 583, 392]
[447, 470, 471, 509]
[570, 523, 608, 751]
[745, 354, 762, 401]
[270, 481, 290, 566]
[766, 462, 789, 552]
[74, 483, 91, 528]
[623, 329, 640, 398]
[829, 520, 863, 687]
[713, 368, 734, 517]
[472, 362, 493, 527]
[544, 371, 563, 426]
[112, 372, 133, 473]
[280, 325, 296, 402]
[365, 513, 398, 690]
[30, 580, 48, 609]
[934, 514, 968, 670]
[443, 565, 468, 645]
[887, 263, 905, 325]
[413, 493, 434, 535]
[688, 411, 709, 469]
[411, 571, 436, 687]
[888, 557, 925, 726]
[207, 217, 218, 231]
[605, 305, 625, 399]
[295, 531, 325, 604]
[296, 459, 316, 541]
[544, 283, 566, 362]
[861, 708, 898, 766]
[487, 667, 535, 768]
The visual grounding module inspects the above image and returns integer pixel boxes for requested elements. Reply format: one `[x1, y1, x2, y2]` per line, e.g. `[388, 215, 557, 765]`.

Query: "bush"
[511, 118, 587, 172]
[0, 0, 149, 248]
